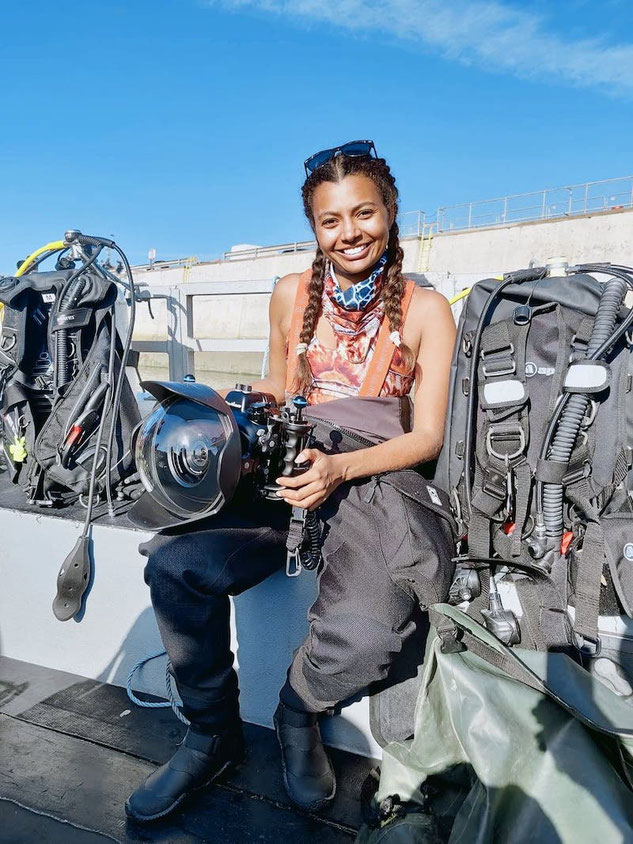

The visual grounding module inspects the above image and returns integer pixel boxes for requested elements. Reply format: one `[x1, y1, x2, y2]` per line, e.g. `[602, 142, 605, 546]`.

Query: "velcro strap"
[535, 458, 569, 485]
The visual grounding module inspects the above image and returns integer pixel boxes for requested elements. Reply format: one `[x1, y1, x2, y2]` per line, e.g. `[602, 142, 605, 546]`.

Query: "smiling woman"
[126, 141, 457, 825]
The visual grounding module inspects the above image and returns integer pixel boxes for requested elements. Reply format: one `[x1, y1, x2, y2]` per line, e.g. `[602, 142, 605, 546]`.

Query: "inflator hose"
[542, 277, 628, 539]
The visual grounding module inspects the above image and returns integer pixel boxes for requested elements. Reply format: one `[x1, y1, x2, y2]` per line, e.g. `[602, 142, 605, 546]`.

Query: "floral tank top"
[304, 270, 415, 405]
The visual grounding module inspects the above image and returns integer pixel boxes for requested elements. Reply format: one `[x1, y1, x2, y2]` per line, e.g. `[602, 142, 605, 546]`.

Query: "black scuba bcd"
[0, 267, 140, 506]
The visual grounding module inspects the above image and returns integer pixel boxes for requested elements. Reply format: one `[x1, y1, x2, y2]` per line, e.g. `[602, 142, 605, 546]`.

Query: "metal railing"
[221, 240, 316, 262]
[132, 175, 633, 269]
[405, 175, 633, 236]
[132, 278, 277, 381]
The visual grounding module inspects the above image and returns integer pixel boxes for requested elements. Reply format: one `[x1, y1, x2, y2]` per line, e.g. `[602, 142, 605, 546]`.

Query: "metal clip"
[504, 460, 515, 521]
[485, 425, 526, 462]
[285, 549, 302, 578]
[481, 342, 516, 378]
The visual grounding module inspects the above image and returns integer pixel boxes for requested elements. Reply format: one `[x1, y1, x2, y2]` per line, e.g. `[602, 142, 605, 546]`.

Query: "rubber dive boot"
[273, 702, 336, 811]
[125, 724, 244, 822]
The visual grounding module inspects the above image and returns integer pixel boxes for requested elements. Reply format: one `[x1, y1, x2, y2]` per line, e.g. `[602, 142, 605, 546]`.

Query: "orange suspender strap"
[284, 269, 313, 394]
[359, 279, 416, 397]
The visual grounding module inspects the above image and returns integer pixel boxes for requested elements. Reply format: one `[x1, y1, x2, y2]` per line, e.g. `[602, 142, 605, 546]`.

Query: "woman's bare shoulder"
[277, 272, 304, 291]
[270, 273, 310, 333]
[272, 273, 303, 307]
[410, 286, 454, 323]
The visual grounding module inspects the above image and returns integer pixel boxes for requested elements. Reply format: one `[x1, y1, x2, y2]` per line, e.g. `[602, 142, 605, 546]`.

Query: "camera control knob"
[292, 395, 308, 422]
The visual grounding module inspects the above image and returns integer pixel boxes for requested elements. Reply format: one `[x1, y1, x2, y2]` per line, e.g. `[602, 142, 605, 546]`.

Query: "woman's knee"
[141, 533, 224, 593]
[306, 612, 404, 689]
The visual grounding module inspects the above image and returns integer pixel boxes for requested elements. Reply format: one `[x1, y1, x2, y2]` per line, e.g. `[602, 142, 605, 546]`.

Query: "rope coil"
[126, 649, 190, 725]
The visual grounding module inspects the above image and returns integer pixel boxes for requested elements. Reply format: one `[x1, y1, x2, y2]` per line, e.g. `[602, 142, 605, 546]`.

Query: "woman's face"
[311, 174, 392, 287]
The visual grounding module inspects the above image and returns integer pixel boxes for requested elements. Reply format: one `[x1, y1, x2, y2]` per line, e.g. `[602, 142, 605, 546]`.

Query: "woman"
[126, 141, 456, 822]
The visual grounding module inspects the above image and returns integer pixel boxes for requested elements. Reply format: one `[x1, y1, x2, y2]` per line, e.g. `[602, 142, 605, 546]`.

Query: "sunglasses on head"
[304, 140, 378, 176]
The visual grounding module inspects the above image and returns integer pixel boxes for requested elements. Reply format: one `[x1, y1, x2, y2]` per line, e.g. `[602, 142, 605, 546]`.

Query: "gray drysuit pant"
[141, 475, 453, 731]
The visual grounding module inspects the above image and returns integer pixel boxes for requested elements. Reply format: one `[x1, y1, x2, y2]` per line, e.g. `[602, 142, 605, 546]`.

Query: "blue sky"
[1, 0, 632, 271]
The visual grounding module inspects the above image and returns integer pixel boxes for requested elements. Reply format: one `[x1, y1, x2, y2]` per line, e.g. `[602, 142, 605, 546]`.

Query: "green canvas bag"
[358, 603, 633, 843]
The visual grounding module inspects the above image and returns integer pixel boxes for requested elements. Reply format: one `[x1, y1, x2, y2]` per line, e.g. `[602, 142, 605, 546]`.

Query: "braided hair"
[293, 154, 414, 395]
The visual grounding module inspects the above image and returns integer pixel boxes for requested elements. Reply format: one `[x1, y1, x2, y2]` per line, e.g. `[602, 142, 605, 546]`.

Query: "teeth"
[343, 245, 367, 255]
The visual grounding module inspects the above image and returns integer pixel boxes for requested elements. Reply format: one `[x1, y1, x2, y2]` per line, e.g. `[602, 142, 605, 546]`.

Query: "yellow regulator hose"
[15, 240, 67, 277]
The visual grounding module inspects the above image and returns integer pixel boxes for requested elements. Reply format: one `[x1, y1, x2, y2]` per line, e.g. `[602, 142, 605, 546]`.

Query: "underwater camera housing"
[128, 380, 312, 531]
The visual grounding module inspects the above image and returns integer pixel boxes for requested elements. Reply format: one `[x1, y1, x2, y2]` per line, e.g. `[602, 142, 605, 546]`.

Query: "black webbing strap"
[460, 630, 548, 695]
[510, 461, 532, 557]
[513, 578, 547, 651]
[479, 322, 518, 379]
[429, 607, 547, 694]
[567, 480, 604, 652]
[285, 505, 306, 576]
[573, 519, 604, 652]
[469, 319, 531, 558]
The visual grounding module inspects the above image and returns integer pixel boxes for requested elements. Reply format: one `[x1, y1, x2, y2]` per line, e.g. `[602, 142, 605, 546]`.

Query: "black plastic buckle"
[562, 461, 591, 486]
[438, 627, 466, 654]
[574, 632, 601, 657]
[482, 469, 506, 501]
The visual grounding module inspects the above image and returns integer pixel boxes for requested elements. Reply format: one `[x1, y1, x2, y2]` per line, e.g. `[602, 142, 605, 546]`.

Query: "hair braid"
[291, 245, 326, 395]
[381, 222, 415, 372]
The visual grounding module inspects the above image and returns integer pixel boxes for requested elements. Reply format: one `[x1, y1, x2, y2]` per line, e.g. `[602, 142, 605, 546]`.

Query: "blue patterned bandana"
[329, 252, 388, 311]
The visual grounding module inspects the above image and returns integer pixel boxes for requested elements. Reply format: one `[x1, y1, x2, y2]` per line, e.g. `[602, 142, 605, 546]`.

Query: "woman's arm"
[277, 289, 456, 510]
[218, 274, 299, 403]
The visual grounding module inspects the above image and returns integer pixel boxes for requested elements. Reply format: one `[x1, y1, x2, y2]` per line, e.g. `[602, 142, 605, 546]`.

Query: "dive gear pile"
[0, 230, 140, 620]
[359, 262, 633, 842]
[439, 263, 633, 653]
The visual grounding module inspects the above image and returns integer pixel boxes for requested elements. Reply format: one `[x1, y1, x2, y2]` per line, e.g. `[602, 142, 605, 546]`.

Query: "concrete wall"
[428, 207, 633, 275]
[131, 207, 633, 376]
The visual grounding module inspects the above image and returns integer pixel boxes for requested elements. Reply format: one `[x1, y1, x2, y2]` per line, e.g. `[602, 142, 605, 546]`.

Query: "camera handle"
[281, 396, 311, 477]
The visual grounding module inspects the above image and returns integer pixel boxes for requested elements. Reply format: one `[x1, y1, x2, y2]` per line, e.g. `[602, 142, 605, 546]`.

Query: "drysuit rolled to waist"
[140, 392, 456, 730]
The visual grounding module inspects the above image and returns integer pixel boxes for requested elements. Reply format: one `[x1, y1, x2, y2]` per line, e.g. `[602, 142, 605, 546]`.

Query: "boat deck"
[0, 656, 375, 842]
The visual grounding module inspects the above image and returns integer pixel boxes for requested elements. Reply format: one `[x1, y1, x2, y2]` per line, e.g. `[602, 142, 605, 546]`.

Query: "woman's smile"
[338, 243, 372, 260]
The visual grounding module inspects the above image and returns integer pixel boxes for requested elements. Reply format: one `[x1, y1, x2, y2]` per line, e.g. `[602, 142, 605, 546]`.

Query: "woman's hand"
[276, 449, 346, 510]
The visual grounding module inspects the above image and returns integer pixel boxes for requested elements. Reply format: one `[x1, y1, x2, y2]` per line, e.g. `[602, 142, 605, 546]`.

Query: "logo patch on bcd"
[525, 361, 555, 378]
[623, 543, 633, 561]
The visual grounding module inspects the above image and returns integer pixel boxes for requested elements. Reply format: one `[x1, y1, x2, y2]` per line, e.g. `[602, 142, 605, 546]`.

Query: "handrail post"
[168, 286, 195, 381]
